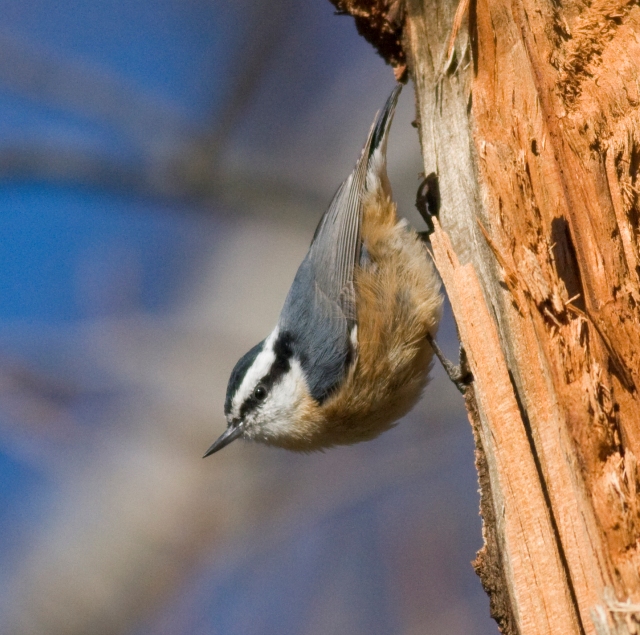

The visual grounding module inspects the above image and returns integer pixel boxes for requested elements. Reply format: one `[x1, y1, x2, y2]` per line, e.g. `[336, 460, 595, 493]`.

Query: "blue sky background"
[0, 2, 498, 634]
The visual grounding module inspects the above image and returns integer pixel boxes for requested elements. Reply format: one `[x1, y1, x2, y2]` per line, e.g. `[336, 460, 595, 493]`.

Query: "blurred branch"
[0, 1, 294, 202]
[151, 0, 296, 197]
[0, 29, 193, 149]
[0, 142, 326, 220]
[0, 350, 121, 471]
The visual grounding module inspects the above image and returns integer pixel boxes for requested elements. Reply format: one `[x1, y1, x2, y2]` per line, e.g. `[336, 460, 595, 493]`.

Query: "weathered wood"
[431, 219, 581, 634]
[330, 0, 640, 633]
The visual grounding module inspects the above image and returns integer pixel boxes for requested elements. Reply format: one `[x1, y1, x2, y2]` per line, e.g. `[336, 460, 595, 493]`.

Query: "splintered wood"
[404, 0, 640, 632]
[469, 0, 640, 627]
[330, 0, 640, 631]
[430, 221, 581, 635]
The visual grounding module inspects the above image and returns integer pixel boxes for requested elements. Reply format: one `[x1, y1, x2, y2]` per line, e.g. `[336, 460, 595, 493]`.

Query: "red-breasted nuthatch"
[205, 84, 443, 455]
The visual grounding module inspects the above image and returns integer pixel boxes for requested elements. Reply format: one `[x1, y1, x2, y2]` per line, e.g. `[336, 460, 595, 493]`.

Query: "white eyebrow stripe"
[232, 328, 279, 416]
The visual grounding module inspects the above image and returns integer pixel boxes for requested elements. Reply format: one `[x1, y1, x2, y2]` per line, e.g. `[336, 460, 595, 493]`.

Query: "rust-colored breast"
[282, 189, 443, 451]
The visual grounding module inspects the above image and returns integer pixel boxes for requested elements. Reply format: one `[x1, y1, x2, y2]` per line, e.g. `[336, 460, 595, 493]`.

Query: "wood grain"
[329, 0, 640, 632]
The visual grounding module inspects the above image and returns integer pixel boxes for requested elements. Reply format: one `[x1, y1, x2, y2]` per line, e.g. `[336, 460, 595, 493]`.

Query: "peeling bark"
[328, 0, 408, 77]
[330, 0, 640, 633]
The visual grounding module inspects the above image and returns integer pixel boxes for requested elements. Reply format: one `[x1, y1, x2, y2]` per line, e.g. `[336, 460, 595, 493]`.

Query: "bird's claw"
[416, 173, 441, 236]
[426, 332, 472, 394]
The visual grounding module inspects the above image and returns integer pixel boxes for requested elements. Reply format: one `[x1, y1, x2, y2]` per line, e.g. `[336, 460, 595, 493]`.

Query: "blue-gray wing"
[279, 85, 401, 403]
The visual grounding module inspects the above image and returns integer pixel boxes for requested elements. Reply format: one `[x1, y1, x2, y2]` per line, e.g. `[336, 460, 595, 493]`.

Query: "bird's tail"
[368, 83, 402, 162]
[361, 84, 402, 196]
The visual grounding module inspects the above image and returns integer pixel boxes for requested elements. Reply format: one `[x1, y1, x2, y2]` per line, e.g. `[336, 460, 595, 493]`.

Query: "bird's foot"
[426, 332, 472, 394]
[416, 172, 441, 237]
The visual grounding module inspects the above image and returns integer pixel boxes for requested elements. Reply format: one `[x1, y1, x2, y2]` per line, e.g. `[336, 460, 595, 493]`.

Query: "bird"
[204, 84, 443, 455]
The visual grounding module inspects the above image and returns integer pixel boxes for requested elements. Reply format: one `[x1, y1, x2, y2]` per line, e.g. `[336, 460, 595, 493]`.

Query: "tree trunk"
[331, 1, 640, 633]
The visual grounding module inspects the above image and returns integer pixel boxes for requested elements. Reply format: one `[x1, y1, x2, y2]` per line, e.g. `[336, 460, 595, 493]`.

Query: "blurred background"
[0, 1, 497, 634]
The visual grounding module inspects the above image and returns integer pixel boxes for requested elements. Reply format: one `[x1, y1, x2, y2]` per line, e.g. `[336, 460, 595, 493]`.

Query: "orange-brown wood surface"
[469, 0, 640, 627]
[328, 0, 640, 633]
[431, 220, 582, 634]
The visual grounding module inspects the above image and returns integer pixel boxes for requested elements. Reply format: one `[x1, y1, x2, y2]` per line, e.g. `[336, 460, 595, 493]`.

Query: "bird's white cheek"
[257, 361, 309, 440]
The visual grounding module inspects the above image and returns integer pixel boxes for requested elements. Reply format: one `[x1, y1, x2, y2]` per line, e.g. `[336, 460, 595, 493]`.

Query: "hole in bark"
[550, 217, 586, 312]
[531, 139, 539, 156]
[552, 20, 571, 41]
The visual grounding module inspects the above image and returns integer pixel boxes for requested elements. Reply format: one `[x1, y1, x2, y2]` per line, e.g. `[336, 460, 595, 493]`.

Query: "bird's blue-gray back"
[278, 86, 402, 403]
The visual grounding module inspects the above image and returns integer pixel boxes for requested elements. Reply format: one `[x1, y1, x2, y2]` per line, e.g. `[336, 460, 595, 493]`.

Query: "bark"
[331, 0, 640, 633]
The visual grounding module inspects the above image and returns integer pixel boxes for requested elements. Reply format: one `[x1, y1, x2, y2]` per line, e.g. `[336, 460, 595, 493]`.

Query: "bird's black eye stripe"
[238, 331, 295, 419]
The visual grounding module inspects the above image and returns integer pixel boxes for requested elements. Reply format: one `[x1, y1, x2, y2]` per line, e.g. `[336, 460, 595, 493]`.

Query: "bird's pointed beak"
[203, 424, 244, 457]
